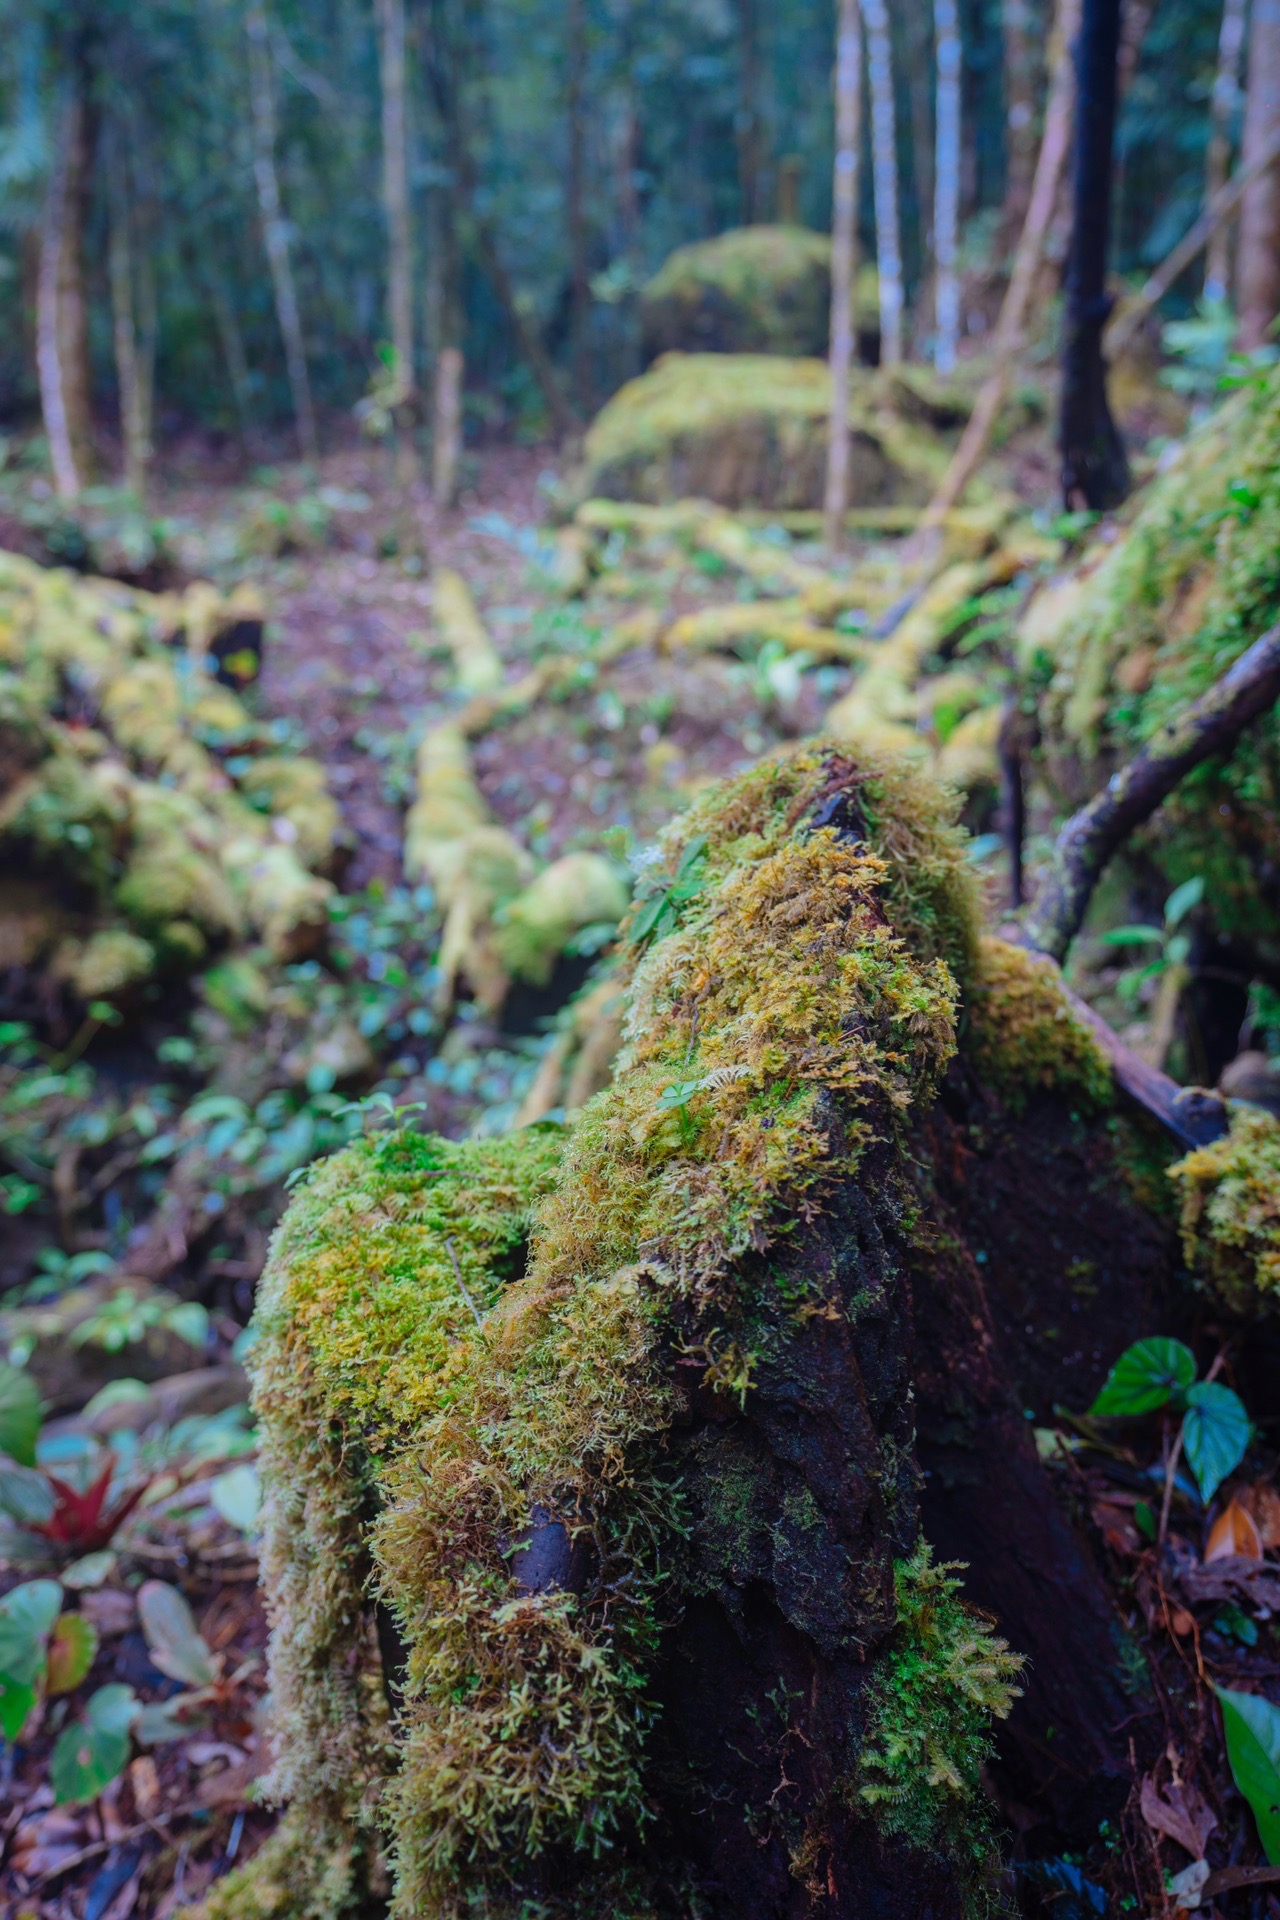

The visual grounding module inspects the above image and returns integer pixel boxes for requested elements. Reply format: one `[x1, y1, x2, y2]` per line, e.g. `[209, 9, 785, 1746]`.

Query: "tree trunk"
[432, 345, 463, 509]
[1205, 0, 1248, 301]
[107, 133, 148, 502]
[245, 0, 319, 465]
[37, 81, 95, 502]
[824, 0, 864, 555]
[864, 0, 905, 365]
[736, 0, 763, 225]
[566, 0, 590, 413]
[1059, 0, 1129, 510]
[925, 0, 1080, 523]
[1237, 0, 1280, 350]
[1001, 0, 1041, 239]
[934, 0, 963, 374]
[375, 0, 416, 480]
[203, 251, 253, 444]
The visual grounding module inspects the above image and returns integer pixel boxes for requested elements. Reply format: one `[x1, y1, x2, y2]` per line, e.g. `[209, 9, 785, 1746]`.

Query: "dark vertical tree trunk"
[1059, 0, 1129, 510]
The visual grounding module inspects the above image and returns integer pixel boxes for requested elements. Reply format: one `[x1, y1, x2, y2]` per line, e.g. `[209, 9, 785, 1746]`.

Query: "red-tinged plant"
[31, 1458, 152, 1554]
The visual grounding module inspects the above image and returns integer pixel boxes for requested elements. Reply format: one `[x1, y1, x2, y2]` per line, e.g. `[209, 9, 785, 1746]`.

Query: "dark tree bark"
[1059, 0, 1129, 510]
[1237, 0, 1280, 349]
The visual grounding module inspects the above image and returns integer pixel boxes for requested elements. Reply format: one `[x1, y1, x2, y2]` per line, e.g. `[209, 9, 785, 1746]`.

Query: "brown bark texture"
[1238, 0, 1280, 349]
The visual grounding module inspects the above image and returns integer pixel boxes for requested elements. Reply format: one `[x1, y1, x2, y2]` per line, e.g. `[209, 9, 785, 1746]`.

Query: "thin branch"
[1022, 615, 1280, 964]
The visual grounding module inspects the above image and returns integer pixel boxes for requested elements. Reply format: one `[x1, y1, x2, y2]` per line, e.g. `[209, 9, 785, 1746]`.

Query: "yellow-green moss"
[1170, 1104, 1280, 1313]
[857, 1542, 1022, 1870]
[229, 743, 1001, 1919]
[640, 224, 835, 359]
[963, 936, 1113, 1111]
[1025, 362, 1280, 960]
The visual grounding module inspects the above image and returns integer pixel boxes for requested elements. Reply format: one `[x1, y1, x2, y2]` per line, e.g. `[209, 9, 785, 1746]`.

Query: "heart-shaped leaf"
[1089, 1338, 1196, 1419]
[51, 1683, 137, 1804]
[45, 1612, 98, 1696]
[0, 1361, 40, 1468]
[0, 1673, 36, 1741]
[137, 1581, 216, 1687]
[1216, 1685, 1280, 1863]
[209, 1463, 260, 1535]
[1183, 1382, 1251, 1503]
[0, 1579, 63, 1684]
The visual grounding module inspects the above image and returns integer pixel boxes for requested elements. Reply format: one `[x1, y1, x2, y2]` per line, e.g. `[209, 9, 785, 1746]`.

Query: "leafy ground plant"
[1088, 1336, 1251, 1538]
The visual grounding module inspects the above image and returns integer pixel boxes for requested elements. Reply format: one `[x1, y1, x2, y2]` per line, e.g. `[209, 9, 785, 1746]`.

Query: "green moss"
[1170, 1104, 1280, 1313]
[226, 743, 1012, 1919]
[640, 224, 835, 358]
[1026, 362, 1280, 961]
[963, 936, 1113, 1111]
[856, 1542, 1022, 1877]
[579, 353, 954, 510]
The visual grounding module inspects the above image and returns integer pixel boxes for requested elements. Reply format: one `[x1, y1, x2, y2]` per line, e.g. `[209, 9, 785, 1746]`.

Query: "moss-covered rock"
[1170, 1104, 1280, 1313]
[640, 225, 836, 360]
[1020, 362, 1280, 964]
[205, 744, 1025, 1920]
[577, 354, 966, 510]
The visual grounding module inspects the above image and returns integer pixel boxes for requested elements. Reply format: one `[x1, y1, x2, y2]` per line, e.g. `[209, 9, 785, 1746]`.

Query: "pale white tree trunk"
[433, 345, 463, 509]
[824, 0, 864, 553]
[37, 87, 93, 502]
[246, 0, 319, 463]
[863, 0, 904, 364]
[933, 0, 962, 373]
[1206, 0, 1248, 300]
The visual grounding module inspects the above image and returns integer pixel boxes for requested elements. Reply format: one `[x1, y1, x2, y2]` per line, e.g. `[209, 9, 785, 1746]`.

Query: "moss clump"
[1170, 1104, 1280, 1313]
[639, 225, 835, 359]
[858, 1543, 1022, 1862]
[226, 743, 1014, 1919]
[578, 353, 959, 510]
[963, 936, 1113, 1111]
[1024, 361, 1280, 962]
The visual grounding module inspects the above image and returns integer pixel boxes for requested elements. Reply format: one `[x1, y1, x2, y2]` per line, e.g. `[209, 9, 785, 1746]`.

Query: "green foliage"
[0, 1358, 41, 1466]
[1087, 1338, 1250, 1503]
[1089, 1336, 1196, 1418]
[858, 1542, 1022, 1859]
[1171, 1106, 1280, 1314]
[50, 1683, 137, 1805]
[1215, 1685, 1280, 1864]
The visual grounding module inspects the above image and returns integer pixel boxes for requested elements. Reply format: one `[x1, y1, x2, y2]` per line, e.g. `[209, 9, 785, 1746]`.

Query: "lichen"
[963, 935, 1113, 1111]
[857, 1542, 1022, 1865]
[1169, 1104, 1280, 1313]
[219, 742, 1016, 1919]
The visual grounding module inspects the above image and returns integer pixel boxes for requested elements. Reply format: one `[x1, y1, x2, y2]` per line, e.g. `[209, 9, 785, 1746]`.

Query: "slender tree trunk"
[1059, 0, 1129, 510]
[37, 82, 95, 501]
[566, 0, 590, 412]
[245, 0, 319, 464]
[204, 254, 254, 441]
[1002, 0, 1041, 239]
[736, 0, 763, 224]
[1237, 0, 1280, 349]
[432, 345, 463, 508]
[375, 0, 417, 480]
[934, 0, 963, 373]
[925, 0, 1081, 522]
[825, 0, 864, 554]
[863, 0, 904, 364]
[1116, 0, 1156, 94]
[107, 134, 148, 501]
[1205, 0, 1248, 301]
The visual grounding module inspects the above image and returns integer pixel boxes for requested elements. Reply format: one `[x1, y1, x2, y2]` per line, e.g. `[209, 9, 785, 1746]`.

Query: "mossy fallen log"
[1020, 360, 1280, 966]
[189, 743, 1222, 1920]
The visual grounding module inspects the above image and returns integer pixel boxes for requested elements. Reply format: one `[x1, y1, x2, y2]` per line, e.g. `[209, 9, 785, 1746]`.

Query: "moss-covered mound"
[1171, 1104, 1280, 1314]
[198, 744, 1024, 1920]
[1020, 362, 1280, 963]
[578, 354, 968, 510]
[0, 550, 340, 1000]
[639, 225, 862, 361]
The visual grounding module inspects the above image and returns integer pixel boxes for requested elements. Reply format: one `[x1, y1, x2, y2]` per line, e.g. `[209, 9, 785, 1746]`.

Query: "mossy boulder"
[577, 354, 967, 511]
[1020, 361, 1280, 966]
[640, 225, 869, 361]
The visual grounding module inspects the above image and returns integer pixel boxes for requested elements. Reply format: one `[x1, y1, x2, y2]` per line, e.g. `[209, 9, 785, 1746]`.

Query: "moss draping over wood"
[194, 743, 1027, 1920]
[1170, 1103, 1280, 1313]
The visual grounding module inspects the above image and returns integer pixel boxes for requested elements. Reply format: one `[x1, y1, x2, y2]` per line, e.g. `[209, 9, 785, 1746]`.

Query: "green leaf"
[209, 1462, 261, 1534]
[137, 1580, 216, 1687]
[1088, 1338, 1196, 1418]
[45, 1613, 98, 1695]
[675, 834, 708, 883]
[0, 1674, 36, 1741]
[164, 1301, 209, 1349]
[0, 1461, 54, 1527]
[0, 1579, 63, 1683]
[0, 1360, 41, 1467]
[1164, 876, 1205, 930]
[1182, 1382, 1250, 1502]
[1216, 1685, 1280, 1862]
[51, 1683, 136, 1803]
[1099, 926, 1164, 947]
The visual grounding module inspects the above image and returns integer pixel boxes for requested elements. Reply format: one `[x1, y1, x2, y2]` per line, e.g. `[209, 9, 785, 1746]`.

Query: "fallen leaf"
[1207, 1500, 1263, 1564]
[1170, 1608, 1196, 1637]
[1141, 1773, 1218, 1859]
[1239, 1483, 1280, 1552]
[128, 1755, 161, 1820]
[1091, 1498, 1143, 1555]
